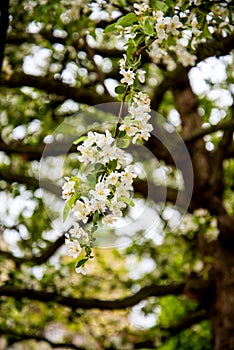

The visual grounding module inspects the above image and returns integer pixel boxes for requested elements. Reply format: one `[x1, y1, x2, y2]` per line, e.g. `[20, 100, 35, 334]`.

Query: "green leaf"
[115, 85, 127, 94]
[133, 53, 142, 68]
[116, 138, 131, 148]
[63, 192, 79, 222]
[104, 22, 117, 33]
[85, 245, 93, 256]
[134, 33, 145, 46]
[73, 135, 87, 145]
[144, 19, 154, 36]
[67, 176, 81, 186]
[167, 34, 176, 46]
[87, 173, 96, 188]
[203, 22, 213, 39]
[91, 225, 98, 234]
[117, 13, 138, 27]
[126, 39, 137, 60]
[117, 130, 126, 138]
[118, 196, 135, 206]
[104, 13, 138, 34]
[15, 300, 23, 311]
[108, 159, 117, 172]
[75, 258, 88, 268]
[181, 2, 190, 12]
[95, 163, 105, 171]
[93, 210, 99, 224]
[151, 0, 168, 12]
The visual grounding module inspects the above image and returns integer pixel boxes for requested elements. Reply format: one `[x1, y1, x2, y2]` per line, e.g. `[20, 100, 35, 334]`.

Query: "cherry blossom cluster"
[62, 33, 154, 273]
[118, 55, 153, 143]
[119, 92, 153, 144]
[62, 129, 139, 273]
[77, 130, 127, 166]
[114, 1, 233, 72]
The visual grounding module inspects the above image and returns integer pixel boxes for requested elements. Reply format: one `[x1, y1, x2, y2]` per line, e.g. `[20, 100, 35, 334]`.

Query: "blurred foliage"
[0, 0, 233, 349]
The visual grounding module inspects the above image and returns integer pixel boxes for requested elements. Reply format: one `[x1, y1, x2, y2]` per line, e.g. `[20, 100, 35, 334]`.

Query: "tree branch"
[0, 310, 207, 350]
[197, 32, 234, 63]
[0, 137, 77, 160]
[0, 282, 185, 310]
[225, 143, 234, 159]
[0, 234, 65, 265]
[164, 309, 207, 336]
[135, 309, 208, 349]
[184, 118, 234, 144]
[218, 214, 234, 249]
[134, 179, 195, 211]
[0, 0, 10, 77]
[0, 168, 61, 196]
[0, 165, 188, 210]
[0, 72, 115, 105]
[0, 326, 83, 350]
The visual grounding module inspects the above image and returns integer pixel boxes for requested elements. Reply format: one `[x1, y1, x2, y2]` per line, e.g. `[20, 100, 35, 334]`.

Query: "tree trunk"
[201, 236, 234, 350]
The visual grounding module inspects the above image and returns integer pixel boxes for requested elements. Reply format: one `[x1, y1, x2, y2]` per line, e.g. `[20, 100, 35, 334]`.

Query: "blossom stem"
[134, 37, 157, 56]
[113, 85, 129, 138]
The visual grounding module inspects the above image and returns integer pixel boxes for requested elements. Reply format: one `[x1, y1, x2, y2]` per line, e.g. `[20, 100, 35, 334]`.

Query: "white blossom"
[73, 197, 90, 223]
[77, 143, 98, 164]
[106, 171, 120, 185]
[149, 42, 167, 64]
[137, 69, 146, 83]
[109, 199, 124, 217]
[164, 15, 183, 36]
[90, 197, 106, 212]
[65, 237, 81, 258]
[119, 123, 138, 137]
[121, 165, 137, 185]
[100, 143, 117, 164]
[115, 182, 131, 197]
[119, 54, 127, 70]
[191, 17, 202, 36]
[153, 10, 164, 22]
[69, 223, 89, 242]
[94, 181, 110, 197]
[120, 68, 135, 85]
[174, 44, 197, 67]
[133, 3, 149, 16]
[155, 19, 168, 42]
[62, 178, 75, 199]
[102, 214, 118, 226]
[120, 92, 153, 143]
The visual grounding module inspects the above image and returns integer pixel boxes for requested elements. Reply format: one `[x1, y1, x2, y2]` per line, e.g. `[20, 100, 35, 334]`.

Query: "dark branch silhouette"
[0, 282, 185, 310]
[0, 0, 9, 77]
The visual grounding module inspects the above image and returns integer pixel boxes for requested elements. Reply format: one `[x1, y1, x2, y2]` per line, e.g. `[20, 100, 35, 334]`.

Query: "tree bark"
[209, 242, 234, 350]
[0, 0, 10, 77]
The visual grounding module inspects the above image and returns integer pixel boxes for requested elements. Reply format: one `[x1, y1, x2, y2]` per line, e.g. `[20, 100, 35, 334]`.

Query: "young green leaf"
[104, 13, 138, 34]
[87, 173, 96, 188]
[144, 18, 155, 36]
[103, 22, 117, 34]
[108, 159, 118, 172]
[151, 0, 168, 12]
[93, 210, 99, 224]
[73, 135, 87, 145]
[63, 192, 79, 222]
[116, 138, 131, 148]
[115, 85, 127, 94]
[118, 196, 135, 206]
[117, 13, 138, 27]
[126, 41, 137, 60]
[75, 258, 88, 268]
[117, 130, 126, 139]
